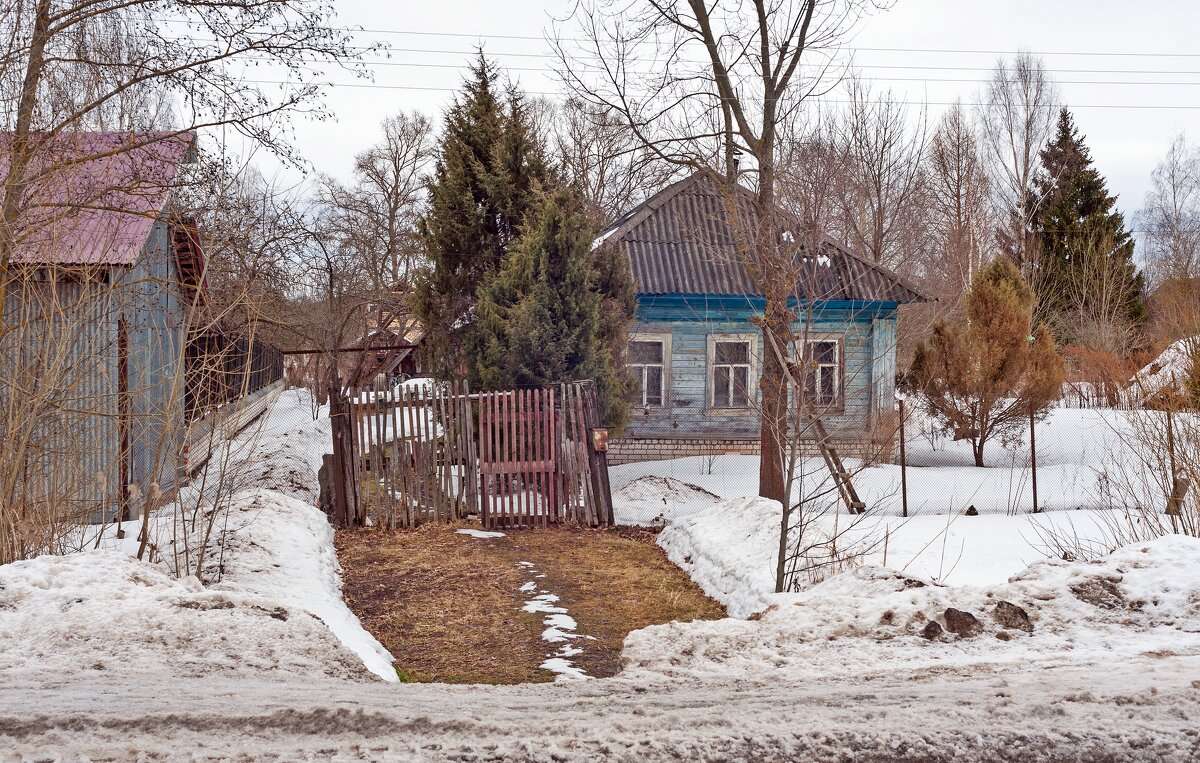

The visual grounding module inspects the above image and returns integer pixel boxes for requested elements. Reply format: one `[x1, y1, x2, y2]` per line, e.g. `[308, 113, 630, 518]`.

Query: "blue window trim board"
[635, 293, 899, 322]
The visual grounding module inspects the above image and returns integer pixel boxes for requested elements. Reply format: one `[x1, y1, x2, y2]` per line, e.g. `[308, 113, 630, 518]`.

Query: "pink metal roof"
[0, 131, 195, 266]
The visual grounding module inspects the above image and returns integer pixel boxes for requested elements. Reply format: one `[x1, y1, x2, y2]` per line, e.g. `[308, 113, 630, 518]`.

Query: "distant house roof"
[595, 171, 929, 304]
[0, 131, 196, 267]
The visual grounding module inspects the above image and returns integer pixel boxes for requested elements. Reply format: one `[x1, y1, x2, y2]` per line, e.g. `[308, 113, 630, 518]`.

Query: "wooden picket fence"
[476, 382, 613, 529]
[349, 380, 478, 528]
[348, 380, 612, 530]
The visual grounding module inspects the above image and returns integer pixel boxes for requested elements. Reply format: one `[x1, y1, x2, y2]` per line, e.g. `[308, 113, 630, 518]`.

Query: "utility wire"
[251, 79, 1200, 110]
[189, 21, 1200, 58]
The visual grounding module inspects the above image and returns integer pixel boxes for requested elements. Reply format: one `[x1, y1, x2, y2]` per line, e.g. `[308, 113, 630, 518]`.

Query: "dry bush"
[1061, 345, 1139, 408]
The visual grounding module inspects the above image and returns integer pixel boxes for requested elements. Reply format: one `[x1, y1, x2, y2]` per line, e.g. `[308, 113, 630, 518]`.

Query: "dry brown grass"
[335, 523, 724, 684]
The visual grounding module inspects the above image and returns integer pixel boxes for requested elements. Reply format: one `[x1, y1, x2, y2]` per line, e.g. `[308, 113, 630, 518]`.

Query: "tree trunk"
[0, 0, 53, 316]
[973, 438, 985, 467]
[758, 299, 789, 502]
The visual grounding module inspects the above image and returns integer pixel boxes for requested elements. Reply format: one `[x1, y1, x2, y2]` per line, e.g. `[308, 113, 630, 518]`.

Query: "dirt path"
[335, 524, 724, 684]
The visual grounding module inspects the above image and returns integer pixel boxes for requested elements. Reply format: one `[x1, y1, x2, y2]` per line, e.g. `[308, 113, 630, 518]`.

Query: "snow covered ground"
[4, 530, 1199, 759]
[4, 392, 1200, 759]
[1, 388, 396, 685]
[656, 497, 1148, 617]
[612, 407, 1157, 523]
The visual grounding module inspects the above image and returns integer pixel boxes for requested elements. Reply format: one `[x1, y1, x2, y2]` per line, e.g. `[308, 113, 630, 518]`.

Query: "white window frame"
[628, 332, 671, 408]
[707, 333, 758, 409]
[798, 333, 844, 412]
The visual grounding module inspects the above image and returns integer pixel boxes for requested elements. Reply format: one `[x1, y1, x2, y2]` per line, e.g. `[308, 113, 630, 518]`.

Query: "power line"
[331, 59, 1200, 85]
[251, 79, 1200, 109]
[329, 26, 1200, 58]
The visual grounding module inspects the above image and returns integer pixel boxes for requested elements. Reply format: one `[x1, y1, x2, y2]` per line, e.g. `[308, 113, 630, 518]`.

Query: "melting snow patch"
[455, 528, 506, 539]
[613, 475, 722, 526]
[539, 657, 587, 679]
[517, 562, 590, 681]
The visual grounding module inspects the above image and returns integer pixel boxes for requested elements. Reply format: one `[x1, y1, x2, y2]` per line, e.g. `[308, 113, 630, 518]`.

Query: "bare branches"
[835, 76, 928, 270]
[1139, 133, 1200, 290]
[1, 0, 368, 283]
[977, 51, 1060, 266]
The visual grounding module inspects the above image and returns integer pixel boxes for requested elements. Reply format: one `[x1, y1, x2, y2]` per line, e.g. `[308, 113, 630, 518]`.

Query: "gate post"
[582, 382, 614, 526]
[328, 388, 360, 526]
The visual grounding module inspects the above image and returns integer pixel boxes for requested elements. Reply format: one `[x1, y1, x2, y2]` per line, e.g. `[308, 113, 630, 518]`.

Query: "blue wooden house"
[595, 171, 928, 464]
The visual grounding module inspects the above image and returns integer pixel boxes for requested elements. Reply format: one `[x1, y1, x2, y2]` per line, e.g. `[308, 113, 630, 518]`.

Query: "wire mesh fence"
[607, 397, 1161, 525]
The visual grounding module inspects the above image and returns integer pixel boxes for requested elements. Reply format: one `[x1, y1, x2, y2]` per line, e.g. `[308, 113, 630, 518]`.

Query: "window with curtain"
[629, 338, 666, 406]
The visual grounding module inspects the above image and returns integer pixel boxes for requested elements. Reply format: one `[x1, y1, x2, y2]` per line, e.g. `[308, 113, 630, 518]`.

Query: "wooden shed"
[1, 131, 277, 523]
[595, 171, 929, 464]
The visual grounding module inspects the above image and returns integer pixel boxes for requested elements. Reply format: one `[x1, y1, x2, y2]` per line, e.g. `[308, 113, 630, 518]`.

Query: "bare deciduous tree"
[927, 101, 992, 297]
[320, 112, 434, 295]
[556, 0, 888, 501]
[548, 96, 676, 223]
[977, 52, 1060, 267]
[1, 0, 366, 305]
[836, 77, 928, 271]
[1139, 133, 1200, 289]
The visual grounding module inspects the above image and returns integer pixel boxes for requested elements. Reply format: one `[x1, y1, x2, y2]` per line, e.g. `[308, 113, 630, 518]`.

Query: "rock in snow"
[993, 600, 1034, 632]
[943, 607, 983, 638]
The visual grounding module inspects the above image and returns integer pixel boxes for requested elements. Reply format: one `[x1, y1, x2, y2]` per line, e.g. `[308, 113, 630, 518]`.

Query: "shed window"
[711, 339, 752, 408]
[629, 338, 666, 407]
[803, 338, 841, 408]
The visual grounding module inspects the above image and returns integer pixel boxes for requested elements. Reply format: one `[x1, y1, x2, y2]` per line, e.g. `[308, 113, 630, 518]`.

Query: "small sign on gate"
[591, 427, 609, 452]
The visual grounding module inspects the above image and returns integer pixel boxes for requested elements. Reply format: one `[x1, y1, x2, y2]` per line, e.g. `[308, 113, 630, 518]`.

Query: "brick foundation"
[608, 435, 895, 466]
[607, 437, 760, 465]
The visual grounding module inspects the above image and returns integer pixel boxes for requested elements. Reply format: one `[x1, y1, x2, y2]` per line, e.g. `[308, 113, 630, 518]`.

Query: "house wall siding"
[622, 295, 898, 445]
[114, 218, 185, 500]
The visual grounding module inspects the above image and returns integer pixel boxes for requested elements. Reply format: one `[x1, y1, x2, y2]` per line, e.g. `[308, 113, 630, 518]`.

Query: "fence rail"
[185, 329, 283, 421]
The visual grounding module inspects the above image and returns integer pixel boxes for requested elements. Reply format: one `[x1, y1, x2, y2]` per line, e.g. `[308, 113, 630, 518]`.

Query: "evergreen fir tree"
[1031, 108, 1145, 346]
[412, 53, 549, 378]
[474, 189, 633, 431]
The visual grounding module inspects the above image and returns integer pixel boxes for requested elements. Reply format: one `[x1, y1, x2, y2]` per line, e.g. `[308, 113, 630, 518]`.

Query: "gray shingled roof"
[596, 171, 929, 304]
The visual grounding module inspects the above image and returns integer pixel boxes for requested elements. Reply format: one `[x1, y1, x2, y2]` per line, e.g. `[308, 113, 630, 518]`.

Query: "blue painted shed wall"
[114, 218, 185, 498]
[627, 294, 898, 440]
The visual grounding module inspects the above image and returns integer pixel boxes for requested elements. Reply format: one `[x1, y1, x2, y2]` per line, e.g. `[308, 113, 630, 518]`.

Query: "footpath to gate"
[334, 523, 724, 684]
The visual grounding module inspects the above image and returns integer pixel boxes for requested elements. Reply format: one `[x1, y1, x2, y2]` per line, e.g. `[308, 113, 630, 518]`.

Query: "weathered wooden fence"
[476, 381, 613, 529]
[346, 380, 612, 530]
[349, 381, 478, 529]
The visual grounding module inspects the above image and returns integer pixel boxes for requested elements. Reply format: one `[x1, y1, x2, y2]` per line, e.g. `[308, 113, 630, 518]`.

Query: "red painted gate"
[478, 388, 559, 528]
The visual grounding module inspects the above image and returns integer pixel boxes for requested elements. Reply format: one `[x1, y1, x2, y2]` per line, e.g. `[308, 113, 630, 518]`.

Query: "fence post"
[898, 396, 908, 519]
[1029, 405, 1039, 514]
[581, 381, 614, 526]
[328, 389, 359, 527]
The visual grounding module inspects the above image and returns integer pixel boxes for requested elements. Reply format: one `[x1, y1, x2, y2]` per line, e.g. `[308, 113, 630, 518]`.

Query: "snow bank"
[624, 534, 1200, 682]
[658, 497, 1152, 616]
[1129, 336, 1197, 404]
[614, 475, 722, 526]
[209, 489, 396, 681]
[2, 389, 397, 685]
[0, 550, 374, 683]
[227, 388, 331, 505]
[656, 497, 782, 618]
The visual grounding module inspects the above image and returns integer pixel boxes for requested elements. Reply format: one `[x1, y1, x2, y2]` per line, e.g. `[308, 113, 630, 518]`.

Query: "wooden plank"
[393, 386, 405, 527]
[483, 391, 495, 529]
[547, 387, 557, 524]
[462, 381, 479, 518]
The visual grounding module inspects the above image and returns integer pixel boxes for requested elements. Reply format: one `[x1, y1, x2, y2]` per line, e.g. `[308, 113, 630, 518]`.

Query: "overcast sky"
[264, 0, 1200, 225]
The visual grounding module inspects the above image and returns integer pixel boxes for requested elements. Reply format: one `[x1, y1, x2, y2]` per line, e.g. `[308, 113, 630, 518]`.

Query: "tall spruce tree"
[1031, 108, 1145, 347]
[473, 189, 633, 431]
[412, 54, 549, 378]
